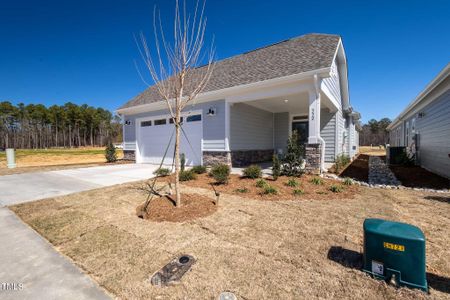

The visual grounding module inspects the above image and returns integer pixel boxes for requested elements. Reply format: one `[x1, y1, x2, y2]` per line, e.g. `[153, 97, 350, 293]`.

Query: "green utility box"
[363, 218, 427, 292]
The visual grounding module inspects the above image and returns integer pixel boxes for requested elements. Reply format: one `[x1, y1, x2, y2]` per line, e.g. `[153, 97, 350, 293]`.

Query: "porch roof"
[120, 34, 340, 110]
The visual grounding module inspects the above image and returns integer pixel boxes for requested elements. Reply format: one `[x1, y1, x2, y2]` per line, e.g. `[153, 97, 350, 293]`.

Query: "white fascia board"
[116, 67, 331, 115]
[387, 63, 450, 131]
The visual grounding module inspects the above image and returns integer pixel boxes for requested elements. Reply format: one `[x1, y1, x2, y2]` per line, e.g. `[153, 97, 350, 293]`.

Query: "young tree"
[136, 0, 215, 207]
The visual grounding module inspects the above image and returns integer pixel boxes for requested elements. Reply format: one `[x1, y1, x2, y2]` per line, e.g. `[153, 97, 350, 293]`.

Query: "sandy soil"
[10, 183, 450, 299]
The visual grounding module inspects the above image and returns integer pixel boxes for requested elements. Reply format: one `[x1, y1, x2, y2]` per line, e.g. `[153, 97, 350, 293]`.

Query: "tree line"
[359, 118, 392, 146]
[0, 101, 122, 149]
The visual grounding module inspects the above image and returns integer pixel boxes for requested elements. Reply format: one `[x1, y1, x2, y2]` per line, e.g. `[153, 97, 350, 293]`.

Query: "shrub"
[180, 153, 186, 171]
[285, 178, 299, 187]
[179, 169, 196, 181]
[334, 154, 351, 173]
[256, 178, 267, 188]
[153, 167, 171, 177]
[235, 187, 249, 193]
[262, 184, 278, 195]
[242, 165, 262, 179]
[310, 177, 324, 185]
[329, 184, 343, 193]
[105, 142, 117, 163]
[293, 188, 304, 196]
[272, 154, 281, 180]
[210, 164, 230, 184]
[282, 131, 304, 177]
[343, 177, 353, 186]
[191, 165, 207, 174]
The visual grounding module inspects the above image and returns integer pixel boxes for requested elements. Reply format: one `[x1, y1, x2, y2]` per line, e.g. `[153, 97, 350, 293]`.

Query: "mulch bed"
[137, 193, 217, 222]
[340, 154, 369, 182]
[389, 165, 450, 190]
[162, 173, 359, 201]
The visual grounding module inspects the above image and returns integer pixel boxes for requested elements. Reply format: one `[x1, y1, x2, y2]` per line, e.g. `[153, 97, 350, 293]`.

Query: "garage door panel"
[137, 116, 202, 166]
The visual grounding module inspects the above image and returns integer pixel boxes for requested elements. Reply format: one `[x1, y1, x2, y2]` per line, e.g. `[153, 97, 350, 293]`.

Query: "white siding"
[230, 103, 274, 150]
[322, 59, 342, 105]
[320, 109, 337, 163]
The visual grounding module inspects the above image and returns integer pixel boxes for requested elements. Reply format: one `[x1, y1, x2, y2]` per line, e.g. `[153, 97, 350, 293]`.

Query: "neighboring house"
[117, 33, 361, 173]
[387, 63, 450, 179]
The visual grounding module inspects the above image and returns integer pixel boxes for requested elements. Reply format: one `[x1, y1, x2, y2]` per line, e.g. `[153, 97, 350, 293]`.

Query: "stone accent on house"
[123, 150, 136, 161]
[230, 149, 274, 167]
[202, 151, 232, 166]
[304, 143, 321, 174]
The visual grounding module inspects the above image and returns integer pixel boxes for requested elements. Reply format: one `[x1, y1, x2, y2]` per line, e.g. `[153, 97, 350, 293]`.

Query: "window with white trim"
[186, 114, 201, 122]
[141, 121, 152, 127]
[405, 121, 409, 146]
[154, 119, 167, 125]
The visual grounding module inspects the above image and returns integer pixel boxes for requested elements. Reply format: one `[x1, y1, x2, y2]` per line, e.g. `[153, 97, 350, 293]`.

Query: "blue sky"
[1, 0, 449, 123]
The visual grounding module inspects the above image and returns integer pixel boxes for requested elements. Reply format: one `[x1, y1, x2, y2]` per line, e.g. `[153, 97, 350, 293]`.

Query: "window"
[405, 121, 409, 146]
[186, 114, 201, 122]
[141, 120, 152, 127]
[154, 119, 167, 125]
[169, 117, 183, 124]
[411, 118, 416, 134]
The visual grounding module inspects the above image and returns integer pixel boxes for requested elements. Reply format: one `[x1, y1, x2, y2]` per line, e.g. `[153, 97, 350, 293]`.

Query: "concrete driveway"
[0, 163, 158, 206]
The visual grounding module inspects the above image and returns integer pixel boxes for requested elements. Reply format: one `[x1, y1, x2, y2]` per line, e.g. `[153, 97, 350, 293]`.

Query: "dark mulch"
[389, 165, 450, 190]
[162, 173, 359, 201]
[340, 154, 369, 182]
[137, 193, 218, 222]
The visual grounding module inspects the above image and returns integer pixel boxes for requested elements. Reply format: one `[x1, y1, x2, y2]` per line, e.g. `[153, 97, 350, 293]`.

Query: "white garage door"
[136, 113, 203, 166]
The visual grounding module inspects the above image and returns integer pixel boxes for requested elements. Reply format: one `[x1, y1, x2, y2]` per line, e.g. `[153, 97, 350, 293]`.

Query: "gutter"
[116, 67, 331, 115]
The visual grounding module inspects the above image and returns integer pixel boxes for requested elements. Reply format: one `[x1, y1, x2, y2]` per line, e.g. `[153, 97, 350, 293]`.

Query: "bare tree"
[136, 0, 215, 207]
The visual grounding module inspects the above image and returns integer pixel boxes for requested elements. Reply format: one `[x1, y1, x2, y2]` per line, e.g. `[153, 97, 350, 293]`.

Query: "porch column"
[305, 74, 323, 174]
[308, 75, 321, 144]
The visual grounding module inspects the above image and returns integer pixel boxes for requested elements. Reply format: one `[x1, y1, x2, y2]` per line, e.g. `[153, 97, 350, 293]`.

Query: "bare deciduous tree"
[136, 0, 215, 207]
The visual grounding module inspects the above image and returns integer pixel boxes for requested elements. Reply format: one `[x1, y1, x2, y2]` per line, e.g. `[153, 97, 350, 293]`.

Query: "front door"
[292, 121, 309, 146]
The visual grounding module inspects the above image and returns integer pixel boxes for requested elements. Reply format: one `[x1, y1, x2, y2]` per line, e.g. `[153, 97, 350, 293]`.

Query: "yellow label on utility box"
[383, 242, 405, 251]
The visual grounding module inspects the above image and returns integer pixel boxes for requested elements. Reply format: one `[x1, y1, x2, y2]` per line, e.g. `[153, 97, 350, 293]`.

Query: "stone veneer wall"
[202, 151, 232, 166]
[231, 149, 274, 167]
[304, 144, 321, 175]
[123, 150, 136, 161]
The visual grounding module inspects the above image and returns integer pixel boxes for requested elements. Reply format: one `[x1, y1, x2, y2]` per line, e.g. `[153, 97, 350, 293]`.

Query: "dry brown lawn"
[0, 147, 125, 176]
[359, 146, 387, 156]
[10, 182, 450, 299]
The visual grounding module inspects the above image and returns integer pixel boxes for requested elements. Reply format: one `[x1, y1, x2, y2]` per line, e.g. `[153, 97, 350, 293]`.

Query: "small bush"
[242, 165, 262, 179]
[179, 169, 196, 182]
[293, 188, 304, 196]
[105, 143, 117, 163]
[285, 178, 299, 187]
[210, 164, 230, 184]
[153, 167, 170, 177]
[272, 154, 281, 180]
[262, 184, 278, 195]
[310, 177, 324, 185]
[235, 187, 249, 193]
[256, 178, 268, 188]
[180, 153, 186, 171]
[191, 165, 207, 174]
[343, 177, 353, 186]
[329, 184, 343, 193]
[282, 131, 305, 177]
[334, 154, 351, 173]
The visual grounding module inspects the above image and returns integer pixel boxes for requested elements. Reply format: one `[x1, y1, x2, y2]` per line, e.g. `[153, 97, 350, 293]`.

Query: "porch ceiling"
[242, 91, 336, 113]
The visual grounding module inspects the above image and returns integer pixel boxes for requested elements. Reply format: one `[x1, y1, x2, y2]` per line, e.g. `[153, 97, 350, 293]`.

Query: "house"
[387, 63, 450, 179]
[117, 33, 361, 174]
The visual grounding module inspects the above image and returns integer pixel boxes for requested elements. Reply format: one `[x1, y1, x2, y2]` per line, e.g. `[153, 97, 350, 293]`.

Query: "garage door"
[136, 113, 203, 166]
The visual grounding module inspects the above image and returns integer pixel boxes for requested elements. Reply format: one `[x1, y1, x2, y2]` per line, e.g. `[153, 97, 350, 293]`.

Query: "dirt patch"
[161, 173, 359, 201]
[9, 183, 450, 299]
[136, 193, 217, 222]
[340, 154, 369, 182]
[390, 165, 450, 190]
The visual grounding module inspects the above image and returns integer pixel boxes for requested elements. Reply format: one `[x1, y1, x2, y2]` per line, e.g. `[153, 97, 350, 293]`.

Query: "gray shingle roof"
[120, 33, 340, 109]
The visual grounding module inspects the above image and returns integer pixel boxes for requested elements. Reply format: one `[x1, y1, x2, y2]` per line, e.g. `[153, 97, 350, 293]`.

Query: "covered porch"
[224, 75, 340, 173]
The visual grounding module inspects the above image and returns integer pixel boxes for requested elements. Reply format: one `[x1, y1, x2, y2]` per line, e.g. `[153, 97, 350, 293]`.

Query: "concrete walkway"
[0, 207, 111, 299]
[0, 163, 158, 206]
